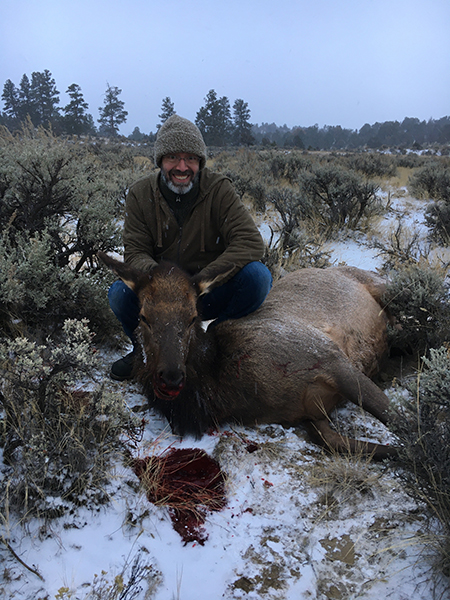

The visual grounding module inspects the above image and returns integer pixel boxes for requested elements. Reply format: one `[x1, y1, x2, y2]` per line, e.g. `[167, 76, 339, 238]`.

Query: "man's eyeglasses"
[163, 154, 200, 166]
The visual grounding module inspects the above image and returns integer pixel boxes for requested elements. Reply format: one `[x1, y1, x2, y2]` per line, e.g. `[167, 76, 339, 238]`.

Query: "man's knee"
[108, 280, 139, 316]
[238, 261, 273, 300]
[231, 261, 272, 317]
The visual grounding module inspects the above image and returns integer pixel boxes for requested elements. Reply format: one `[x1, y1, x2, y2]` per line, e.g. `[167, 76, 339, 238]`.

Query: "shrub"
[0, 221, 118, 338]
[395, 153, 424, 169]
[266, 186, 314, 251]
[408, 161, 450, 203]
[0, 125, 146, 336]
[347, 153, 397, 178]
[425, 201, 450, 246]
[267, 152, 311, 183]
[297, 165, 382, 237]
[262, 236, 331, 281]
[0, 319, 140, 518]
[369, 219, 431, 270]
[212, 150, 275, 213]
[383, 264, 450, 355]
[393, 347, 450, 578]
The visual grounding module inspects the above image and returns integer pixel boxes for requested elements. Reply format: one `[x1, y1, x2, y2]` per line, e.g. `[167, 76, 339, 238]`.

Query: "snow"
[2, 382, 445, 599]
[2, 190, 449, 600]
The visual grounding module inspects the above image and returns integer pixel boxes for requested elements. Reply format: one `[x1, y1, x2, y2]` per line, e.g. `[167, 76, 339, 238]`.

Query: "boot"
[110, 349, 136, 381]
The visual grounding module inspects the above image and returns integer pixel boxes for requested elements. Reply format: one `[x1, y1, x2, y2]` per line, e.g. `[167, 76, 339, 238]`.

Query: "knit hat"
[154, 115, 207, 169]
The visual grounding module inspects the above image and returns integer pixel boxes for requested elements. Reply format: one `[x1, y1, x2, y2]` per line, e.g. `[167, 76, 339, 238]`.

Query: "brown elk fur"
[99, 252, 397, 458]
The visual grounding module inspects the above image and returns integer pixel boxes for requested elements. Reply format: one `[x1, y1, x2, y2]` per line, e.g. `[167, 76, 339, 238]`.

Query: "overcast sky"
[1, 0, 449, 136]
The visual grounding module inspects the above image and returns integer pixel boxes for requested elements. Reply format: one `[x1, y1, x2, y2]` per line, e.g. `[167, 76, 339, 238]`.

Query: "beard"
[161, 166, 199, 195]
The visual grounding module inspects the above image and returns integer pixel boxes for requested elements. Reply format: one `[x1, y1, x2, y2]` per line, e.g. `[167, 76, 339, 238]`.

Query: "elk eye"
[140, 315, 149, 326]
[189, 316, 197, 327]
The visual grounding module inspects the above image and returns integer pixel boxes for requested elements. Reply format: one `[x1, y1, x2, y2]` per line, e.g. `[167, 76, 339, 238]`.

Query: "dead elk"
[99, 252, 398, 458]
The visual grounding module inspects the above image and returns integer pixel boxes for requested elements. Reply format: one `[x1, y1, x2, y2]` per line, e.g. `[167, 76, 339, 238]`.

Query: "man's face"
[161, 153, 200, 194]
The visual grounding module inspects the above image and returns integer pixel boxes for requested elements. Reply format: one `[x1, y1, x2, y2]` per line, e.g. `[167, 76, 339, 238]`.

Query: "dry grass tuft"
[306, 447, 381, 513]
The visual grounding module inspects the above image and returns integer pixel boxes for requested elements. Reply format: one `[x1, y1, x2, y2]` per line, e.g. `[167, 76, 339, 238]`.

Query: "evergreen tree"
[196, 89, 233, 146]
[30, 69, 60, 127]
[1, 79, 20, 127]
[17, 74, 36, 123]
[292, 128, 305, 149]
[63, 83, 94, 135]
[85, 114, 96, 135]
[233, 98, 254, 145]
[98, 84, 128, 137]
[128, 126, 144, 141]
[157, 96, 175, 129]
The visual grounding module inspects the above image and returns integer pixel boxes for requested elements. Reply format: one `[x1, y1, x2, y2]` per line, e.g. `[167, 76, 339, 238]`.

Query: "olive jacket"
[123, 168, 265, 284]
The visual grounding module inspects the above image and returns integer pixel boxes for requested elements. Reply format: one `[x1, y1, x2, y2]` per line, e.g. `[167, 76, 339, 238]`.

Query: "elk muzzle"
[153, 367, 186, 400]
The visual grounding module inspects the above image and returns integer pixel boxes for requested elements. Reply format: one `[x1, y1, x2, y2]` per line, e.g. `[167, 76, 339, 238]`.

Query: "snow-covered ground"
[2, 378, 442, 600]
[1, 190, 449, 600]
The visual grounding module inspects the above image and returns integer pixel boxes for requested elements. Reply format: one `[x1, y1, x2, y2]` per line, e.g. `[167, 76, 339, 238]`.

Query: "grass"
[382, 166, 415, 191]
[306, 451, 382, 508]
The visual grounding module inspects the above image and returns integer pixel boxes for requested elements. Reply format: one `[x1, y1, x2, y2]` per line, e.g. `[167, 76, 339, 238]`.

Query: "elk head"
[98, 252, 230, 400]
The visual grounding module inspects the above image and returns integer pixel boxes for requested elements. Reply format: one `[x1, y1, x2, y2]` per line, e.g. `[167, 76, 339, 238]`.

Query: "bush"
[262, 234, 331, 281]
[394, 347, 450, 577]
[425, 201, 450, 246]
[212, 149, 275, 213]
[262, 185, 331, 278]
[0, 125, 146, 336]
[267, 152, 311, 183]
[369, 219, 431, 270]
[0, 229, 117, 335]
[0, 319, 140, 518]
[408, 161, 450, 203]
[297, 165, 382, 238]
[347, 153, 397, 178]
[405, 160, 450, 246]
[266, 186, 313, 251]
[383, 264, 450, 355]
[394, 152, 424, 169]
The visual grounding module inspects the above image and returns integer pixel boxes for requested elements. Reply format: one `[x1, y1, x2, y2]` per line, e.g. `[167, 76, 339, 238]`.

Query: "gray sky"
[1, 0, 449, 135]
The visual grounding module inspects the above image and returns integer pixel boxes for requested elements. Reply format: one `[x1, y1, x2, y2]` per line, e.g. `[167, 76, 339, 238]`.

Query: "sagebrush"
[0, 319, 140, 519]
[0, 124, 150, 336]
[394, 347, 450, 578]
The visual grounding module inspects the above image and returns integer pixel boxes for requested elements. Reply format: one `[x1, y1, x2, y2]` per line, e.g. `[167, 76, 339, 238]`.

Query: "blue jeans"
[108, 261, 273, 341]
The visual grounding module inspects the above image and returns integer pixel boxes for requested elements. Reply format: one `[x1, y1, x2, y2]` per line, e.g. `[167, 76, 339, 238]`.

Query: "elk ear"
[192, 264, 236, 297]
[98, 251, 143, 292]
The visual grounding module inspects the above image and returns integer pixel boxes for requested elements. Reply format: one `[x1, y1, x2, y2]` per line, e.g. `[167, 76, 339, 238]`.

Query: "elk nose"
[159, 369, 185, 389]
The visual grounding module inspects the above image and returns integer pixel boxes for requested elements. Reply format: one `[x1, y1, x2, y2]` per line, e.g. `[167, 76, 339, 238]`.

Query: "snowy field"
[1, 189, 449, 600]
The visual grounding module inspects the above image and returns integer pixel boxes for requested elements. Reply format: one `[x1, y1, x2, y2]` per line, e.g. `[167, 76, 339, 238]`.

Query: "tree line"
[1, 69, 449, 150]
[253, 117, 450, 151]
[1, 70, 127, 136]
[0, 70, 254, 144]
[130, 91, 254, 146]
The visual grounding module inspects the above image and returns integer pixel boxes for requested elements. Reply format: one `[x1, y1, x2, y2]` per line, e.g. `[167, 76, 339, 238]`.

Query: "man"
[109, 114, 272, 380]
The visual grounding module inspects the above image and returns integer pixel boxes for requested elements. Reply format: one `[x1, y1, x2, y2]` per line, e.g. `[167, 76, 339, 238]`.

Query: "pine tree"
[129, 126, 144, 141]
[17, 74, 36, 123]
[30, 70, 60, 127]
[98, 84, 128, 137]
[195, 89, 232, 146]
[63, 83, 94, 135]
[1, 79, 20, 127]
[233, 99, 254, 146]
[157, 97, 175, 129]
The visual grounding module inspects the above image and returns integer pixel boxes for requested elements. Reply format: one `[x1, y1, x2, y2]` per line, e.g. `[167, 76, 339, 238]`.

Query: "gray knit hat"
[154, 114, 207, 169]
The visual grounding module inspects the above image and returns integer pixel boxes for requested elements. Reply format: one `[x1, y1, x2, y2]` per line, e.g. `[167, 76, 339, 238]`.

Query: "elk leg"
[304, 418, 398, 459]
[334, 363, 399, 427]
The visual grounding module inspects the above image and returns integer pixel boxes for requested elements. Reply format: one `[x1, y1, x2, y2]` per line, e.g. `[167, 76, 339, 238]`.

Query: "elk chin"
[152, 376, 185, 400]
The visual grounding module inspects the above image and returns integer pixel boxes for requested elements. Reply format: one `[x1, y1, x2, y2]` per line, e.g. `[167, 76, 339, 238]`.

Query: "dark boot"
[110, 350, 136, 381]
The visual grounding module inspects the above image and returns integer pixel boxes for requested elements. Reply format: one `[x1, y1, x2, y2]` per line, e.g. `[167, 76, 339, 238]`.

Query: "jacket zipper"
[175, 195, 182, 263]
